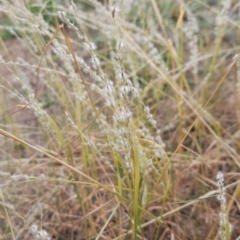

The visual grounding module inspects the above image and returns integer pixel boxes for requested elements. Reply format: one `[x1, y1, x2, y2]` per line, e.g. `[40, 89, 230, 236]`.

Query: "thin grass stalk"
[0, 189, 15, 240]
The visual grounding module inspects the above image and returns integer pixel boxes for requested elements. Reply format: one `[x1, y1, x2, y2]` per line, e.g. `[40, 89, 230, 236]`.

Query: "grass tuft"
[0, 0, 240, 239]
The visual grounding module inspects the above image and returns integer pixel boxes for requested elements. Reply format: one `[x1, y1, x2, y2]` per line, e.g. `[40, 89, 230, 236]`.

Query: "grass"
[0, 0, 239, 239]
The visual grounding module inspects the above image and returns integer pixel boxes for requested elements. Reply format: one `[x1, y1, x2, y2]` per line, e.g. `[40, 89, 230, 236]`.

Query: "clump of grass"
[0, 0, 240, 239]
